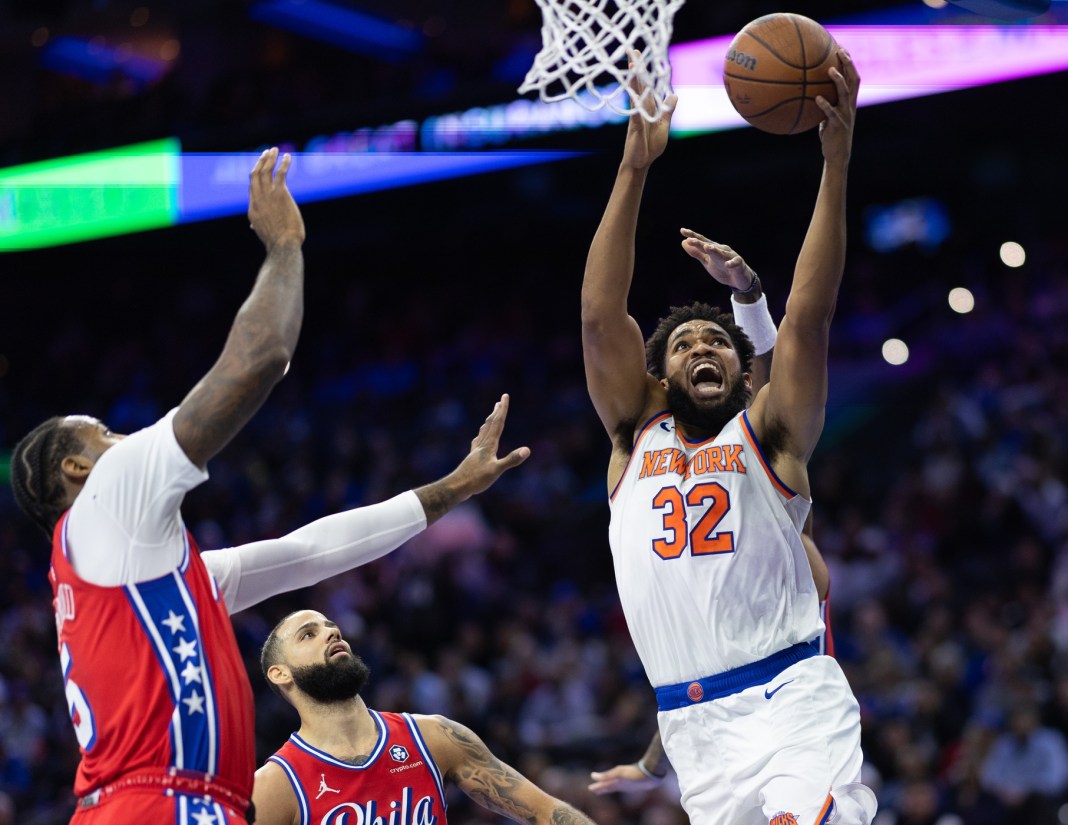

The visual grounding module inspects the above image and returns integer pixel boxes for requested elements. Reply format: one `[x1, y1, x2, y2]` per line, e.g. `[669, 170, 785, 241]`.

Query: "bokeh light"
[1000, 241, 1026, 268]
[160, 39, 181, 60]
[882, 338, 910, 365]
[948, 287, 975, 314]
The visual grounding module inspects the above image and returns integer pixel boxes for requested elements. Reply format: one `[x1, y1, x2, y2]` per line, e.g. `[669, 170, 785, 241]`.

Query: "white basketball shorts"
[657, 654, 876, 825]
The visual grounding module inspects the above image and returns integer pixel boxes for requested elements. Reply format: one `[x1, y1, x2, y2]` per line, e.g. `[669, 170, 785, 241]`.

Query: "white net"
[518, 0, 686, 123]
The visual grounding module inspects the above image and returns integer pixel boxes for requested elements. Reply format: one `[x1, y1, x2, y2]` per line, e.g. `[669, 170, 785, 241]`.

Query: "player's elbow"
[580, 293, 603, 327]
[580, 297, 624, 337]
[783, 299, 837, 335]
[246, 344, 293, 387]
[580, 280, 628, 325]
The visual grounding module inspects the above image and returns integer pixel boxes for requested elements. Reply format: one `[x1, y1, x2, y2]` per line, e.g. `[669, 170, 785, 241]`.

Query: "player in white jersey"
[589, 525, 833, 790]
[589, 248, 835, 796]
[580, 49, 874, 825]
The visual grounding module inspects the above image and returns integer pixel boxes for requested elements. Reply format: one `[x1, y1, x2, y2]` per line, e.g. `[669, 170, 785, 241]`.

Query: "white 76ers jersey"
[609, 409, 821, 687]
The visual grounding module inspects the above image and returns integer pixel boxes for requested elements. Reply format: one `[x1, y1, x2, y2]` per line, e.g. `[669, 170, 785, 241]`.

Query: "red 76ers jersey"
[50, 511, 256, 799]
[268, 711, 447, 825]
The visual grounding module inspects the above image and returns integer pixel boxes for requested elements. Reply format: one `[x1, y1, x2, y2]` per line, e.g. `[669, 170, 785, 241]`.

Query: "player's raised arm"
[412, 393, 530, 524]
[750, 50, 859, 476]
[202, 395, 530, 615]
[680, 230, 776, 393]
[582, 50, 678, 442]
[420, 715, 596, 825]
[173, 147, 306, 469]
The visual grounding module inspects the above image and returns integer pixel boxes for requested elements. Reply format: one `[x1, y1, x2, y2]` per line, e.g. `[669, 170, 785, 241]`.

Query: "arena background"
[2, 1, 1067, 823]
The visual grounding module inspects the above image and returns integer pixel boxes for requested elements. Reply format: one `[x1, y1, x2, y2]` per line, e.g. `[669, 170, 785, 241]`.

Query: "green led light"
[0, 451, 10, 486]
[0, 138, 180, 251]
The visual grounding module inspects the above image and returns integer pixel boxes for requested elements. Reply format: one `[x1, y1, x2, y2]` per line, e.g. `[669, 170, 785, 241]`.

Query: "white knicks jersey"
[609, 409, 822, 687]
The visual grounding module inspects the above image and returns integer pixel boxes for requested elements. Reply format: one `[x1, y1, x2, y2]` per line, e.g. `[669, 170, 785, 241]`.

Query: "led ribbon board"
[0, 147, 578, 250]
[3, 25, 1067, 250]
[178, 151, 580, 223]
[669, 25, 1068, 133]
[0, 139, 179, 251]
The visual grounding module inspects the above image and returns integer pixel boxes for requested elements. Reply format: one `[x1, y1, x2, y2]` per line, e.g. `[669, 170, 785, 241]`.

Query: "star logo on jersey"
[770, 813, 798, 825]
[180, 660, 203, 685]
[173, 637, 198, 661]
[389, 745, 410, 762]
[162, 610, 187, 634]
[190, 804, 217, 825]
[182, 690, 206, 715]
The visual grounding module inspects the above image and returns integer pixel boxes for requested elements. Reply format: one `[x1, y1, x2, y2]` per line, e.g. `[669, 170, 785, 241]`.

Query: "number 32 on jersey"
[651, 481, 734, 559]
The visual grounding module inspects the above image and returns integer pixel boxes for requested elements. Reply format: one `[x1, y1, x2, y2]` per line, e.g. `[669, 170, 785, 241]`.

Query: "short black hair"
[261, 612, 299, 698]
[11, 417, 86, 538]
[644, 301, 755, 380]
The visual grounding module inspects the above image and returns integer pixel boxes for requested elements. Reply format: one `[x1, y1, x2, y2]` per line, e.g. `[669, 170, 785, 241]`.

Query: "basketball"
[723, 13, 839, 135]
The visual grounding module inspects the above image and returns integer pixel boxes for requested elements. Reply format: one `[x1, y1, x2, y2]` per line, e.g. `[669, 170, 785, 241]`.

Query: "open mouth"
[327, 642, 349, 660]
[690, 361, 723, 396]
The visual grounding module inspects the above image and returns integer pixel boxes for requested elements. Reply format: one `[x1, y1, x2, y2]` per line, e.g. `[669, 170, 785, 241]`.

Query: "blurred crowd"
[2, 1, 1067, 823]
[3, 217, 1068, 825]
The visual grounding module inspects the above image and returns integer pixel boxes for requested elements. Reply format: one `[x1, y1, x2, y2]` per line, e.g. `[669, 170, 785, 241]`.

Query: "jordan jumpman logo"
[316, 774, 341, 800]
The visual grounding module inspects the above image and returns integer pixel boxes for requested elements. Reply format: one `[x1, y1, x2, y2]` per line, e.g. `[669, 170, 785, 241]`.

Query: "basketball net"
[519, 0, 686, 122]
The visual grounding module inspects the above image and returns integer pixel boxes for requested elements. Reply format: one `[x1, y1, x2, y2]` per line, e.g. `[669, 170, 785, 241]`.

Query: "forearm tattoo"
[642, 731, 669, 776]
[413, 478, 461, 525]
[551, 806, 594, 825]
[437, 719, 540, 824]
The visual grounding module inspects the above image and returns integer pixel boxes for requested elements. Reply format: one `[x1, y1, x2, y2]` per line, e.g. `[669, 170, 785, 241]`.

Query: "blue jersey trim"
[402, 713, 447, 812]
[269, 754, 310, 825]
[289, 709, 388, 770]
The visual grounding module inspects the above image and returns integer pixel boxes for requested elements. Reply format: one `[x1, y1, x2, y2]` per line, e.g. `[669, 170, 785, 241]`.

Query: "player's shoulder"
[255, 757, 288, 780]
[406, 712, 448, 741]
[86, 410, 181, 478]
[252, 759, 299, 825]
[408, 714, 482, 766]
[622, 392, 673, 449]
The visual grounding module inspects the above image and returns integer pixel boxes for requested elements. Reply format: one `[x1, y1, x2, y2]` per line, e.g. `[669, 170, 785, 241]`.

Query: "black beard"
[290, 654, 370, 704]
[666, 373, 749, 437]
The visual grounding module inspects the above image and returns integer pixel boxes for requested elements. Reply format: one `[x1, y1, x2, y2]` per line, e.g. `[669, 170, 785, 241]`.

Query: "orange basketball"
[723, 13, 839, 135]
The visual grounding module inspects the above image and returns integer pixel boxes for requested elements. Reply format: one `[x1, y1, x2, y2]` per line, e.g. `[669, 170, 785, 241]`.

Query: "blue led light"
[40, 36, 169, 87]
[178, 151, 581, 224]
[249, 0, 423, 61]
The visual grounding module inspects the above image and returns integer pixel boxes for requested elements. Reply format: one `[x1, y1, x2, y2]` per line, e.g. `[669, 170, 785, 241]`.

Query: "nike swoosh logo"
[660, 421, 674, 432]
[764, 679, 794, 700]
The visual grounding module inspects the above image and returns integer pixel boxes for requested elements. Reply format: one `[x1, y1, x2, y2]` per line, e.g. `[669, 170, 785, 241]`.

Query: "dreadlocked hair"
[11, 417, 84, 538]
[644, 301, 756, 380]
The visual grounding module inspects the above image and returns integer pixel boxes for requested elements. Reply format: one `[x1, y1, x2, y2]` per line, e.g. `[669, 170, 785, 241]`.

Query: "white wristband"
[731, 292, 778, 356]
[636, 758, 665, 780]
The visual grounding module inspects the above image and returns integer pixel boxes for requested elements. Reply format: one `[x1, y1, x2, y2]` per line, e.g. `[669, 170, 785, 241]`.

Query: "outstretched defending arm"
[173, 148, 306, 469]
[421, 716, 596, 825]
[203, 395, 529, 614]
[582, 51, 678, 444]
[749, 51, 859, 483]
